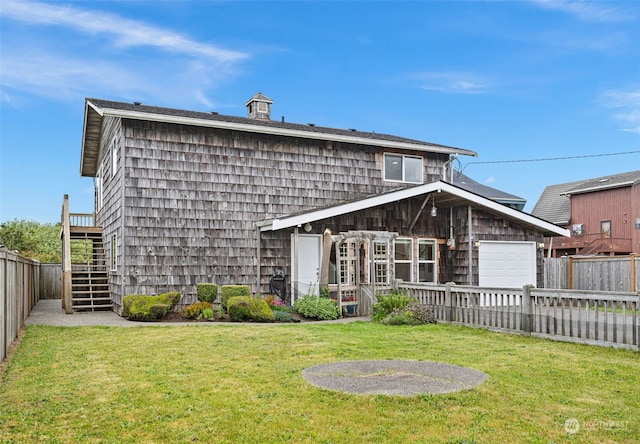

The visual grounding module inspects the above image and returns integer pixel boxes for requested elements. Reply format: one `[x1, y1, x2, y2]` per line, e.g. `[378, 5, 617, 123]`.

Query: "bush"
[196, 283, 218, 303]
[262, 294, 285, 308]
[381, 303, 436, 326]
[220, 285, 251, 311]
[372, 291, 415, 322]
[272, 308, 293, 322]
[227, 296, 275, 322]
[122, 291, 181, 321]
[294, 295, 340, 320]
[381, 312, 422, 325]
[201, 307, 214, 320]
[183, 301, 213, 319]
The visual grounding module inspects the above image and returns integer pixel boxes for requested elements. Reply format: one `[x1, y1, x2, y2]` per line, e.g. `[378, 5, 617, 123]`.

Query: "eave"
[80, 99, 477, 177]
[258, 181, 570, 238]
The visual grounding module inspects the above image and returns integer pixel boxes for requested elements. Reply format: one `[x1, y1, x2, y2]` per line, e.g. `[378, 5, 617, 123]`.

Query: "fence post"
[636, 292, 640, 351]
[444, 282, 453, 323]
[522, 285, 533, 335]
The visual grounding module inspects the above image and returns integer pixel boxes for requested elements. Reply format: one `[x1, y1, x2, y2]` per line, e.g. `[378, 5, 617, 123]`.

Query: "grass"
[1, 322, 638, 443]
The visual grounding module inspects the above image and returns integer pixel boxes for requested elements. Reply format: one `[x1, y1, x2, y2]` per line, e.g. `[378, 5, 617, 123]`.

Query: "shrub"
[262, 294, 285, 308]
[401, 303, 436, 324]
[381, 303, 436, 326]
[183, 301, 213, 319]
[272, 308, 293, 322]
[372, 291, 415, 322]
[196, 283, 218, 303]
[220, 285, 251, 311]
[294, 295, 340, 320]
[381, 312, 422, 326]
[201, 307, 214, 320]
[227, 296, 275, 322]
[122, 291, 181, 321]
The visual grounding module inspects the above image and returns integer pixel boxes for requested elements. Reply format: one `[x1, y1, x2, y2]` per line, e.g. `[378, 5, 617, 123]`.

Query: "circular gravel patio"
[302, 360, 489, 397]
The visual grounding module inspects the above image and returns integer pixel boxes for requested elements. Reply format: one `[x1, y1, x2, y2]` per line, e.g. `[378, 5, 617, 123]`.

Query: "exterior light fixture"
[430, 195, 437, 217]
[303, 222, 312, 232]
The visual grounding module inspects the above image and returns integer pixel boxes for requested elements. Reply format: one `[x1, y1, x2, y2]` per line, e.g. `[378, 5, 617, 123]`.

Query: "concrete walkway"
[26, 299, 370, 327]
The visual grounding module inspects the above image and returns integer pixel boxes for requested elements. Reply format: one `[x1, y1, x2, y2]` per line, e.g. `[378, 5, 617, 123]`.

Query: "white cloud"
[1, 0, 247, 62]
[416, 72, 489, 95]
[0, 0, 249, 107]
[531, 0, 635, 23]
[600, 89, 640, 134]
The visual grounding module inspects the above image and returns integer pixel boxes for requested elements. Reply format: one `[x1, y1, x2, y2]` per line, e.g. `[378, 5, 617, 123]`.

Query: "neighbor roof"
[81, 98, 477, 177]
[452, 170, 526, 206]
[531, 170, 640, 225]
[258, 180, 569, 237]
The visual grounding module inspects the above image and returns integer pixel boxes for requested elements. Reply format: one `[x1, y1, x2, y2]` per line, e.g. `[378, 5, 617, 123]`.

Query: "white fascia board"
[438, 182, 570, 237]
[260, 181, 570, 237]
[563, 181, 634, 196]
[97, 107, 477, 157]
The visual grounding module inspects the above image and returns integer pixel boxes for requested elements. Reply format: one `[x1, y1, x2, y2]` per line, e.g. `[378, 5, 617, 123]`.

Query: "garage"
[478, 241, 537, 288]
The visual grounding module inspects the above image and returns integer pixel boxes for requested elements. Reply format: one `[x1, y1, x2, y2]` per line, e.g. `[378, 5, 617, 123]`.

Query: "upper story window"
[384, 153, 423, 183]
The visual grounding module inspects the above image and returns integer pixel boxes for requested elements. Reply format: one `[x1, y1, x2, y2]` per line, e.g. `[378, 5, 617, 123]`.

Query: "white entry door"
[291, 234, 322, 302]
[478, 241, 536, 288]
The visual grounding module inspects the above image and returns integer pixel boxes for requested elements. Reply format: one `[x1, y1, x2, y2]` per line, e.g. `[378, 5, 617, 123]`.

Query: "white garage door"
[478, 241, 536, 288]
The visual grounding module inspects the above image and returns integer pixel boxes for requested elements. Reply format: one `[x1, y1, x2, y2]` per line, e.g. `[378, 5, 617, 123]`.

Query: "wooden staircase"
[69, 229, 112, 311]
[61, 195, 112, 313]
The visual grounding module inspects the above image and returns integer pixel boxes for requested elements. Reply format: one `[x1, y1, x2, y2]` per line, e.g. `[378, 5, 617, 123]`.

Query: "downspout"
[444, 154, 458, 250]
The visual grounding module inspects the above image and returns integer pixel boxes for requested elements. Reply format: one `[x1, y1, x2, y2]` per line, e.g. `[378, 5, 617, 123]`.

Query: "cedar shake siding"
[98, 118, 449, 309]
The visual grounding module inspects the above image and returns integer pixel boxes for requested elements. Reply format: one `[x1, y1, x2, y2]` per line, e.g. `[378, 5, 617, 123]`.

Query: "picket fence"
[395, 282, 640, 350]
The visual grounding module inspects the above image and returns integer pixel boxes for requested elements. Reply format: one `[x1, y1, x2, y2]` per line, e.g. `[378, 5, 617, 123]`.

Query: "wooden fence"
[395, 282, 640, 350]
[1, 249, 40, 363]
[39, 264, 62, 300]
[544, 255, 639, 292]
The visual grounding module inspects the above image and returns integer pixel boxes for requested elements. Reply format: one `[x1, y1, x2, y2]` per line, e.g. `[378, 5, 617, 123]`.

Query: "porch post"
[256, 227, 261, 295]
[293, 226, 299, 303]
[467, 205, 473, 285]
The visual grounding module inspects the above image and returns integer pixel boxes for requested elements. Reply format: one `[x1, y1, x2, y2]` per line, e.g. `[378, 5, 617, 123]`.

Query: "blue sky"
[1, 0, 639, 224]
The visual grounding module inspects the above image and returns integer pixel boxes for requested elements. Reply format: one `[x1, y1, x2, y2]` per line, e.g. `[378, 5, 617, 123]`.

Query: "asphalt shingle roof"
[531, 170, 640, 225]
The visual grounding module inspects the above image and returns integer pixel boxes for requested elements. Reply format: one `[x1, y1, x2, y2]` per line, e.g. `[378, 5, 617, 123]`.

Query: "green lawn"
[1, 322, 638, 443]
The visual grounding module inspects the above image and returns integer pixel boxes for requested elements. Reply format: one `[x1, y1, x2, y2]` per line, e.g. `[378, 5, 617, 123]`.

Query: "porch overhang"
[257, 181, 570, 238]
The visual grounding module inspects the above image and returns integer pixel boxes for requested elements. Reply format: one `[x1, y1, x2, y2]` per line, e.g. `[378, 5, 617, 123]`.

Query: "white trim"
[258, 181, 570, 237]
[90, 102, 477, 157]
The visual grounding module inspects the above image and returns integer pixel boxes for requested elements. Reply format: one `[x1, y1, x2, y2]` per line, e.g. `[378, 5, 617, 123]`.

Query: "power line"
[460, 150, 640, 174]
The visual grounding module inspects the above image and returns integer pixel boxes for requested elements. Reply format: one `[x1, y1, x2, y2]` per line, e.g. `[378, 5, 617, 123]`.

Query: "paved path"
[26, 299, 370, 327]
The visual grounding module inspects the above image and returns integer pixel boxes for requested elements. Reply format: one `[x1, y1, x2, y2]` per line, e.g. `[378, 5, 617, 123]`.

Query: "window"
[384, 153, 423, 183]
[111, 233, 117, 271]
[257, 101, 268, 113]
[96, 164, 103, 211]
[600, 220, 611, 239]
[111, 139, 117, 178]
[572, 224, 584, 236]
[418, 239, 436, 283]
[372, 240, 390, 285]
[394, 238, 413, 282]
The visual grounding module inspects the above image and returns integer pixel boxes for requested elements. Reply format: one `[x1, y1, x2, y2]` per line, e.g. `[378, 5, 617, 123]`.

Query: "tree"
[0, 219, 61, 263]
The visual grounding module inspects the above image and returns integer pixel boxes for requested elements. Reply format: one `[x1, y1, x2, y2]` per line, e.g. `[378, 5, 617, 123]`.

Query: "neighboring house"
[532, 170, 640, 257]
[452, 170, 526, 211]
[69, 93, 568, 314]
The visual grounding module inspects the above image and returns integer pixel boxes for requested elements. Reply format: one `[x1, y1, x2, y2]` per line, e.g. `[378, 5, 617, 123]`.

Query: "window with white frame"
[96, 164, 104, 211]
[384, 153, 423, 183]
[394, 238, 413, 282]
[372, 240, 390, 285]
[111, 139, 117, 178]
[338, 242, 357, 286]
[418, 239, 437, 283]
[111, 233, 117, 271]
